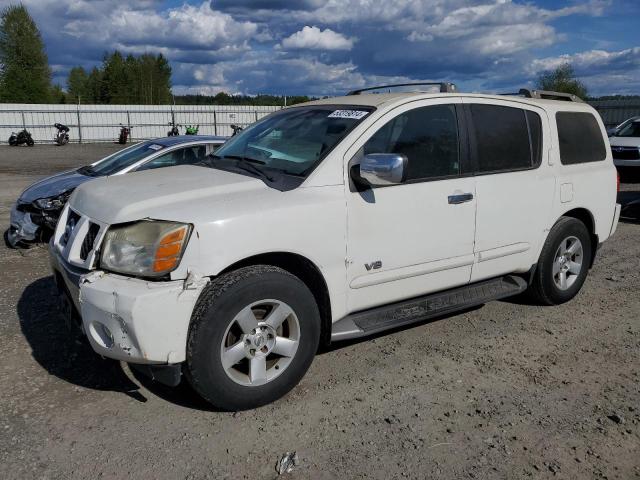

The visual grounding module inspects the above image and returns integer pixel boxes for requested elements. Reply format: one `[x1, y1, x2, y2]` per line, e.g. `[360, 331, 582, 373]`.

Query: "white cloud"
[61, 2, 258, 50]
[529, 47, 640, 74]
[279, 26, 354, 51]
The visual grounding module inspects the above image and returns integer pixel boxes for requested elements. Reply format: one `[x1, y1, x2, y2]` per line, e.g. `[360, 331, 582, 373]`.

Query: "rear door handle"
[448, 193, 474, 204]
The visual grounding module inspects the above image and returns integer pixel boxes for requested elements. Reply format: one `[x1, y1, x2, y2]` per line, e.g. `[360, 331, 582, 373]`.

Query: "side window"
[556, 112, 606, 164]
[470, 104, 533, 173]
[526, 110, 543, 167]
[363, 105, 460, 181]
[138, 145, 207, 171]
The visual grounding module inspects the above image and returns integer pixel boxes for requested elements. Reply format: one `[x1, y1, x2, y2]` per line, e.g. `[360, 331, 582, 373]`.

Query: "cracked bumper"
[8, 204, 40, 246]
[49, 245, 208, 365]
[78, 272, 208, 364]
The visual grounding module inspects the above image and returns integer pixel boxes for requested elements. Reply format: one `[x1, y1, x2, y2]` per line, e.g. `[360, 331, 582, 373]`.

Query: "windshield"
[209, 105, 374, 178]
[617, 121, 640, 138]
[79, 142, 165, 176]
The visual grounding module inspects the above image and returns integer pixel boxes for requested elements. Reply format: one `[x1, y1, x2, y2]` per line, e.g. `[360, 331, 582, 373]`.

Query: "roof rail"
[347, 82, 457, 96]
[517, 88, 584, 103]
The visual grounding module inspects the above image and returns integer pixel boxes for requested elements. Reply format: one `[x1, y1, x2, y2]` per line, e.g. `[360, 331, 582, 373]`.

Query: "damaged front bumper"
[7, 202, 60, 247]
[7, 204, 40, 247]
[49, 245, 209, 366]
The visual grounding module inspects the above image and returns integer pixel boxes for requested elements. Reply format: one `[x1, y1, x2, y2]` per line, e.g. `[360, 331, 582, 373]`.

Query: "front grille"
[612, 146, 640, 160]
[61, 210, 81, 247]
[80, 222, 100, 260]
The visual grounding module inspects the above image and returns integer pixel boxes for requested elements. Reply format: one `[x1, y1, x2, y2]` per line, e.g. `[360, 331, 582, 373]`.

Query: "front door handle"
[448, 193, 474, 204]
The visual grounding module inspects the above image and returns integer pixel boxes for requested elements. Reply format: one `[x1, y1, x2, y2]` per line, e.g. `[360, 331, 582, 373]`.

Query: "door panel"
[345, 99, 477, 313]
[462, 99, 555, 281]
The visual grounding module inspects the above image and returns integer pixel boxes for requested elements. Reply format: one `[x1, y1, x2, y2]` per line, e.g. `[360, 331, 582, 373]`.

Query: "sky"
[2, 0, 639, 97]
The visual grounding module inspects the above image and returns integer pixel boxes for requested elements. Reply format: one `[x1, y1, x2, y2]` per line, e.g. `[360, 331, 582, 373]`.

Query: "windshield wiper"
[234, 159, 274, 182]
[209, 154, 274, 182]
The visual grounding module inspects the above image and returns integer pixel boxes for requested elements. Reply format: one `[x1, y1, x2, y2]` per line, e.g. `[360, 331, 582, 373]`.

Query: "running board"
[331, 275, 527, 341]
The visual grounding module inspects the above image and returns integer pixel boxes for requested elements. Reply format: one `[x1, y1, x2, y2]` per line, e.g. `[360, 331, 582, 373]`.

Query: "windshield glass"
[80, 142, 165, 176]
[617, 121, 640, 137]
[209, 105, 374, 177]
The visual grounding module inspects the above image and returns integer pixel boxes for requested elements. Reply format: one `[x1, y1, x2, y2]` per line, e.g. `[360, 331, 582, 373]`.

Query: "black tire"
[186, 265, 321, 410]
[8, 136, 17, 146]
[528, 217, 592, 305]
[27, 137, 34, 146]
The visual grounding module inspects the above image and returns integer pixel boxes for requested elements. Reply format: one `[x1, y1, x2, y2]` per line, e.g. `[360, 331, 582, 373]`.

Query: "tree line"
[66, 52, 172, 104]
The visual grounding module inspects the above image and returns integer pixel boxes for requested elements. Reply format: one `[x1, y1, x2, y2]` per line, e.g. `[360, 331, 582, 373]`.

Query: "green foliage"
[174, 93, 314, 106]
[0, 4, 51, 103]
[50, 84, 66, 103]
[66, 66, 90, 103]
[66, 51, 172, 104]
[536, 63, 588, 99]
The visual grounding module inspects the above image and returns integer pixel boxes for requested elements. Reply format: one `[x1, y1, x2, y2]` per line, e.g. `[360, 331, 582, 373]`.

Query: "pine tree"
[87, 67, 103, 103]
[0, 4, 51, 103]
[67, 66, 90, 103]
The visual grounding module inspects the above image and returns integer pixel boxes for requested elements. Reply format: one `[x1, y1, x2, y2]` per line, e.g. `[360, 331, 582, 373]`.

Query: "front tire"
[528, 217, 592, 305]
[186, 265, 320, 410]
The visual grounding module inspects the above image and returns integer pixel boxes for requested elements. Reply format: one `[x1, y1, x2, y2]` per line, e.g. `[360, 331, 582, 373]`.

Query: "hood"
[609, 136, 640, 147]
[70, 165, 267, 224]
[19, 168, 90, 204]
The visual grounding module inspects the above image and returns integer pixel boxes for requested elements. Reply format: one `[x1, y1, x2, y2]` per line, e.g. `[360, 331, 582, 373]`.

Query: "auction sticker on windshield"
[147, 144, 164, 151]
[328, 110, 370, 120]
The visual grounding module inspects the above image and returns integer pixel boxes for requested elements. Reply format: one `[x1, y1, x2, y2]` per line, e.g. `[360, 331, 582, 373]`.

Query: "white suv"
[49, 84, 621, 410]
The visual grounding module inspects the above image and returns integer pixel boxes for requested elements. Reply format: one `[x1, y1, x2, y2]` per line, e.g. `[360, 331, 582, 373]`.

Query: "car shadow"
[17, 276, 219, 410]
[617, 189, 640, 223]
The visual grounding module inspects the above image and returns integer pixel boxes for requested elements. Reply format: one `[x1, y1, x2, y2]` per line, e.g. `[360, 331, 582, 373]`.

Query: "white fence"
[0, 104, 282, 144]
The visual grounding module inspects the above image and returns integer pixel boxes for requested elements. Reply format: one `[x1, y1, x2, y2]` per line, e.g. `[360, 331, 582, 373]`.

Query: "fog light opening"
[89, 321, 114, 349]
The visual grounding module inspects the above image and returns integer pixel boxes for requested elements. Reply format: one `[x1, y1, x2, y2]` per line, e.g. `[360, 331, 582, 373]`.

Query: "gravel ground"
[0, 144, 639, 479]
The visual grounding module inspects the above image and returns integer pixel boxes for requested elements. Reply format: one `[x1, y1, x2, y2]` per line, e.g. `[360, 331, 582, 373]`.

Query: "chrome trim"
[359, 153, 407, 186]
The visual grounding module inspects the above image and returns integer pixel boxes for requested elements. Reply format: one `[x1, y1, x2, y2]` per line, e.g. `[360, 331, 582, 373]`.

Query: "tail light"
[616, 170, 620, 192]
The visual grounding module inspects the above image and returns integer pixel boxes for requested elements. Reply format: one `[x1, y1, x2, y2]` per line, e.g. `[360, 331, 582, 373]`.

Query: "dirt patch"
[0, 145, 638, 479]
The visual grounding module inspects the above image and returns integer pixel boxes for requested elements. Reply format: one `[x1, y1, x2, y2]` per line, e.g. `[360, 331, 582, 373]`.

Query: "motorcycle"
[8, 129, 34, 146]
[118, 124, 131, 144]
[54, 123, 70, 146]
[184, 124, 199, 135]
[167, 121, 181, 136]
[231, 124, 243, 136]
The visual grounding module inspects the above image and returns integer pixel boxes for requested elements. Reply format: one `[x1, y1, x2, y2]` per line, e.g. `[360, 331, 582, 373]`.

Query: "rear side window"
[526, 110, 542, 167]
[470, 104, 537, 173]
[556, 112, 607, 164]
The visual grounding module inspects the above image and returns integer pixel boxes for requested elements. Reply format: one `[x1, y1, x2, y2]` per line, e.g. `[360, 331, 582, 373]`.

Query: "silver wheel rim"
[220, 299, 300, 387]
[552, 236, 583, 291]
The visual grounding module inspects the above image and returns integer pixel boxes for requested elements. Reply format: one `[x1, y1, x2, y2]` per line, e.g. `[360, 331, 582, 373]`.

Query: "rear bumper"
[49, 243, 209, 365]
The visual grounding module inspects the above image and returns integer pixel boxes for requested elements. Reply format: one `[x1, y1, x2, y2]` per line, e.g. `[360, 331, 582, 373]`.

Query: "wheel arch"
[218, 252, 333, 346]
[556, 207, 599, 267]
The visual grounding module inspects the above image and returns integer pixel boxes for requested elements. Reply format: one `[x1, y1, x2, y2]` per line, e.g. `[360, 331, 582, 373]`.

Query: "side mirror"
[357, 153, 408, 187]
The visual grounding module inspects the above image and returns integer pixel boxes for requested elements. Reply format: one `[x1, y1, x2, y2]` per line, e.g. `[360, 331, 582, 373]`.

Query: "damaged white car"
[50, 84, 620, 410]
[6, 136, 226, 247]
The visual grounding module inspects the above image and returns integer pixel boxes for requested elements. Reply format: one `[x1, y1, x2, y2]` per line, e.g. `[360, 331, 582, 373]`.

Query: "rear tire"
[528, 217, 592, 305]
[186, 265, 320, 410]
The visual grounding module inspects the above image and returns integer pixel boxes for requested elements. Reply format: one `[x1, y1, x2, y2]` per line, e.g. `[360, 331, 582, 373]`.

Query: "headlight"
[100, 220, 191, 277]
[34, 192, 70, 210]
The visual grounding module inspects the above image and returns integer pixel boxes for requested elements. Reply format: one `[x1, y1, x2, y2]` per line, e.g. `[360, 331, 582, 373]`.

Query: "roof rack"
[347, 82, 457, 96]
[515, 88, 584, 103]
